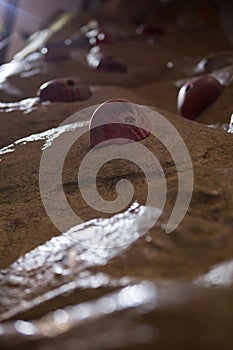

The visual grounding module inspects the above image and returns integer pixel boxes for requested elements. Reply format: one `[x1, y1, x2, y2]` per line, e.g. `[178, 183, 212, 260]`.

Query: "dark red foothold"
[97, 56, 128, 73]
[177, 75, 223, 120]
[38, 77, 92, 102]
[136, 23, 165, 36]
[89, 98, 150, 148]
[41, 46, 70, 62]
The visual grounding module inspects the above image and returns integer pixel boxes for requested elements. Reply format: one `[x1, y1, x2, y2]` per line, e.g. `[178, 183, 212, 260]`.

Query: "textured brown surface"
[0, 86, 148, 148]
[0, 1, 233, 349]
[0, 106, 233, 279]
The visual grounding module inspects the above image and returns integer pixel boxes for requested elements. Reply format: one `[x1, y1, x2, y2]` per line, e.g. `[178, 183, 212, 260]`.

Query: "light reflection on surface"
[0, 203, 159, 322]
[15, 320, 38, 336]
[0, 282, 157, 345]
[0, 97, 39, 113]
[86, 46, 102, 68]
[227, 114, 233, 133]
[194, 259, 233, 287]
[0, 121, 88, 156]
[0, 53, 43, 84]
[207, 123, 229, 131]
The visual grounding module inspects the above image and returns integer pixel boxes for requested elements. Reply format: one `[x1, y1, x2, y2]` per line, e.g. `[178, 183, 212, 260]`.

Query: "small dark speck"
[67, 80, 75, 87]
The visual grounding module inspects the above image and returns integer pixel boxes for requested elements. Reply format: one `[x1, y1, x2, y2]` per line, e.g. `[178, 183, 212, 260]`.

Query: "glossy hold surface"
[89, 98, 150, 147]
[97, 56, 128, 73]
[38, 78, 92, 102]
[195, 51, 233, 74]
[87, 30, 114, 46]
[177, 75, 223, 120]
[87, 46, 127, 73]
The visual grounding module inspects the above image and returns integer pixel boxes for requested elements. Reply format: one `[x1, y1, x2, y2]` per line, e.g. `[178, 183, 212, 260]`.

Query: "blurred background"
[0, 0, 83, 62]
[0, 0, 232, 64]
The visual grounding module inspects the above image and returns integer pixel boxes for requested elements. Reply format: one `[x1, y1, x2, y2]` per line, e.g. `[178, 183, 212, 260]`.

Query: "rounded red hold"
[177, 75, 223, 120]
[97, 56, 128, 73]
[89, 98, 150, 148]
[38, 78, 92, 102]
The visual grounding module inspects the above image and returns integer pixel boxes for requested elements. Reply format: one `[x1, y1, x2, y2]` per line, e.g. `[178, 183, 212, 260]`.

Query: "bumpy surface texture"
[0, 1, 233, 349]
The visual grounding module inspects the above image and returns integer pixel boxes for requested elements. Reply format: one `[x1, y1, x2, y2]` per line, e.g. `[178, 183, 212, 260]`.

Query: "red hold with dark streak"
[38, 78, 92, 102]
[177, 75, 223, 120]
[90, 98, 150, 148]
[97, 56, 128, 73]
